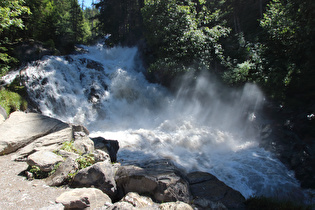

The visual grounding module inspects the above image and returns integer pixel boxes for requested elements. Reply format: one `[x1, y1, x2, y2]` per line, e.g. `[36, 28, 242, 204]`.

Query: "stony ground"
[0, 153, 67, 209]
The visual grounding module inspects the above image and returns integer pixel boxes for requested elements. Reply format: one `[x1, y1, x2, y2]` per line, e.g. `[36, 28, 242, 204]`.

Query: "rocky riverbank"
[0, 111, 246, 209]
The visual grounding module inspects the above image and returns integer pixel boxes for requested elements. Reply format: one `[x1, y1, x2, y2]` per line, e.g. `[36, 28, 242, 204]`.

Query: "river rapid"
[2, 44, 306, 201]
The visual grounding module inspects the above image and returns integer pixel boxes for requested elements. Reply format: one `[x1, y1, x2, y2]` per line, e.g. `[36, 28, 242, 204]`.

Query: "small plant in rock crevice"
[28, 165, 48, 179]
[27, 162, 62, 179]
[60, 140, 79, 153]
[76, 153, 95, 170]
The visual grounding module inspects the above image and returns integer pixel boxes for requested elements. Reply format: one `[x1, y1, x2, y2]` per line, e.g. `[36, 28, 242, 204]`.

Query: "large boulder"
[91, 137, 119, 162]
[45, 157, 79, 186]
[115, 159, 191, 203]
[80, 58, 104, 71]
[56, 188, 112, 209]
[187, 171, 245, 209]
[0, 112, 69, 155]
[12, 126, 72, 161]
[71, 161, 117, 199]
[27, 150, 64, 172]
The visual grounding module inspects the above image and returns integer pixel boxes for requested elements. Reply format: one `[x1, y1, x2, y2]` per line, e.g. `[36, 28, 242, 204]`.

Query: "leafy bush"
[60, 140, 78, 153]
[29, 165, 49, 179]
[142, 0, 230, 85]
[0, 89, 27, 115]
[76, 154, 95, 170]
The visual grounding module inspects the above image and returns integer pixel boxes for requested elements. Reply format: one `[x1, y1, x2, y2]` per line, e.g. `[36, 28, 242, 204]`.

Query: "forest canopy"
[0, 0, 98, 76]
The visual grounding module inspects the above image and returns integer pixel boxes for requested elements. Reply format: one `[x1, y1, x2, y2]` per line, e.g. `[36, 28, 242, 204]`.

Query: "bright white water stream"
[3, 45, 305, 200]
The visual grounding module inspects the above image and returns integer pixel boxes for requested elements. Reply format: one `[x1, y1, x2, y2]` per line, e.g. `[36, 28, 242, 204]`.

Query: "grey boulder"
[27, 150, 64, 172]
[115, 159, 191, 203]
[187, 171, 245, 209]
[71, 161, 117, 199]
[56, 187, 111, 209]
[0, 111, 69, 155]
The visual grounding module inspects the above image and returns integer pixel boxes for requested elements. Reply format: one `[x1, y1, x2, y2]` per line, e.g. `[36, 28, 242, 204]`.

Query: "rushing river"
[3, 44, 305, 200]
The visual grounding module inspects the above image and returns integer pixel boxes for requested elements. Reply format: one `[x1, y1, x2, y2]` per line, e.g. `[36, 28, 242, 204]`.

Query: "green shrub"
[60, 140, 78, 153]
[76, 154, 95, 170]
[0, 89, 27, 115]
[29, 165, 49, 179]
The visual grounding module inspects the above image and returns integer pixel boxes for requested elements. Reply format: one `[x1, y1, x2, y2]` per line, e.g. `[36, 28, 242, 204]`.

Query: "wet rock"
[187, 171, 245, 209]
[80, 58, 104, 71]
[88, 86, 102, 104]
[71, 161, 117, 199]
[27, 150, 64, 172]
[41, 77, 48, 86]
[91, 137, 119, 162]
[64, 55, 74, 63]
[115, 159, 191, 203]
[56, 187, 112, 209]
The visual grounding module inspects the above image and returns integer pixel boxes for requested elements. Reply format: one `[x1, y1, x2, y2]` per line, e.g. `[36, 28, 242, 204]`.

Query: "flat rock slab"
[56, 187, 112, 209]
[12, 126, 73, 161]
[0, 111, 69, 155]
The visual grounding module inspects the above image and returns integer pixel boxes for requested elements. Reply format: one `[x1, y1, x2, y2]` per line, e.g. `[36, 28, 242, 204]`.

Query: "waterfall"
[2, 44, 304, 200]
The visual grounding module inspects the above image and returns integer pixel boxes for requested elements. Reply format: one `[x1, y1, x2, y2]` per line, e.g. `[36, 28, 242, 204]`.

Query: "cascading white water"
[2, 44, 304, 200]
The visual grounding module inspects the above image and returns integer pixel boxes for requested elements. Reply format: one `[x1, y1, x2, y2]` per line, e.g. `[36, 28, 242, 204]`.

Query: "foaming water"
[2, 44, 304, 200]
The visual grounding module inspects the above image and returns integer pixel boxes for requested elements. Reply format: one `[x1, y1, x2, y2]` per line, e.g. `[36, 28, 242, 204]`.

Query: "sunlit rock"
[27, 150, 64, 172]
[56, 187, 112, 209]
[71, 161, 117, 199]
[0, 111, 70, 155]
[115, 159, 191, 203]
